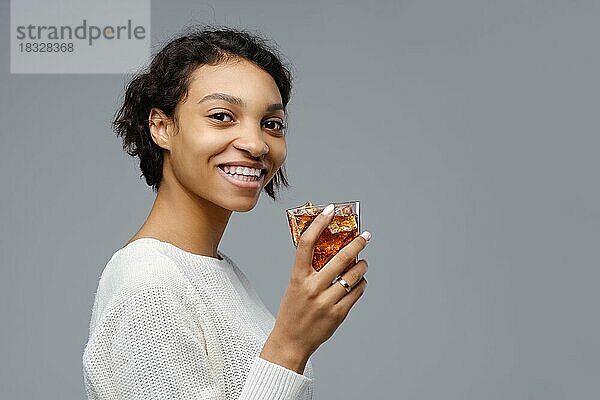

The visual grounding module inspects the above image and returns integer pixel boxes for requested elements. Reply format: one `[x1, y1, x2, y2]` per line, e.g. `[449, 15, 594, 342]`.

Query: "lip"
[217, 166, 265, 190]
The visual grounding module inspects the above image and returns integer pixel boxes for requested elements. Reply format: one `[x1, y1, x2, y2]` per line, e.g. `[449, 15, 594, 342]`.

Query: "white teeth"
[229, 174, 258, 182]
[222, 165, 262, 177]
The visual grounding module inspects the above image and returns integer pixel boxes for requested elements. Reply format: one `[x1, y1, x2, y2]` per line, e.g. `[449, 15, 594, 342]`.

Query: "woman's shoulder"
[104, 238, 185, 285]
[92, 239, 193, 320]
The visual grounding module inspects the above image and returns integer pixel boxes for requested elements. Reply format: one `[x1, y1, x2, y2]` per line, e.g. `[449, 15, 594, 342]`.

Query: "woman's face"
[152, 58, 287, 212]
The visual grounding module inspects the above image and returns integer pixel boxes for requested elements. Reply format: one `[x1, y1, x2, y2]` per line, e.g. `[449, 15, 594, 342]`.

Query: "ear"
[148, 108, 174, 151]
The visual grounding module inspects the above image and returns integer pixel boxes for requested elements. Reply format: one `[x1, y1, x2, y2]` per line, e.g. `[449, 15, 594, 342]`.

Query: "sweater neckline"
[121, 237, 232, 270]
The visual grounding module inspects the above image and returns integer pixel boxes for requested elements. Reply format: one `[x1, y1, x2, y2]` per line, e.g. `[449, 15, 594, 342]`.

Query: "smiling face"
[149, 57, 288, 212]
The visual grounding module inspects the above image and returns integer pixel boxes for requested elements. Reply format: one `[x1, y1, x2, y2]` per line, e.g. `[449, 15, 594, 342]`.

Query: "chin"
[225, 197, 260, 213]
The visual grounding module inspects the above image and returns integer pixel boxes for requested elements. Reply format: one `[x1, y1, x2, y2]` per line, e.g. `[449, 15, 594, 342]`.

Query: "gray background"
[1, 0, 598, 399]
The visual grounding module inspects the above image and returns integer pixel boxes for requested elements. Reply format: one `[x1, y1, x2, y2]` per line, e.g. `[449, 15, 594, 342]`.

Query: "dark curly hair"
[113, 26, 293, 200]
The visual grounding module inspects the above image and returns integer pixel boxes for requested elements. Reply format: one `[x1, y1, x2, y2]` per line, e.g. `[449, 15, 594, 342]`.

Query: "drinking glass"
[286, 201, 360, 272]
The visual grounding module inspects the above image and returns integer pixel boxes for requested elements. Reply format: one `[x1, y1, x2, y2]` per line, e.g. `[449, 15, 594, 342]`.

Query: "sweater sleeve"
[83, 285, 311, 400]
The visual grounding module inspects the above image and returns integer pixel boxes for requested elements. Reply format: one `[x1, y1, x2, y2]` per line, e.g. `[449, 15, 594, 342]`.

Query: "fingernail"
[360, 231, 371, 242]
[322, 204, 334, 216]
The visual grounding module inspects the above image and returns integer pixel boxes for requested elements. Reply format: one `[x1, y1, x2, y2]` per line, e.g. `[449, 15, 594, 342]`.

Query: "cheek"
[181, 129, 224, 161]
[270, 139, 287, 167]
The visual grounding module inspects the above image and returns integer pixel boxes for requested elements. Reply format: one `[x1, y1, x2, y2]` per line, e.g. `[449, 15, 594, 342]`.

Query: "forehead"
[186, 58, 282, 104]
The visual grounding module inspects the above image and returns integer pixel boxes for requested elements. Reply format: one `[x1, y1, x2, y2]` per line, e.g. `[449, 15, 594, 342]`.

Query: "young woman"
[82, 27, 371, 400]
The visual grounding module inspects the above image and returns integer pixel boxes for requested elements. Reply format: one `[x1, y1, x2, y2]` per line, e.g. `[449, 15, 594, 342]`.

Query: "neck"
[132, 177, 232, 260]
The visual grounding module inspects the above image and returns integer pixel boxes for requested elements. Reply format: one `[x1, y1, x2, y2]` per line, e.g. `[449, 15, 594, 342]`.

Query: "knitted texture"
[82, 238, 314, 399]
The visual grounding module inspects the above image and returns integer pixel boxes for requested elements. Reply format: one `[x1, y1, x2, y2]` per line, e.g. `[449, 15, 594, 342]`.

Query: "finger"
[319, 231, 371, 287]
[294, 203, 335, 268]
[325, 259, 368, 302]
[333, 277, 367, 314]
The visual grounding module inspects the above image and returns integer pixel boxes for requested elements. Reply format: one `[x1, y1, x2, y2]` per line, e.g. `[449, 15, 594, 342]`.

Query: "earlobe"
[148, 108, 171, 150]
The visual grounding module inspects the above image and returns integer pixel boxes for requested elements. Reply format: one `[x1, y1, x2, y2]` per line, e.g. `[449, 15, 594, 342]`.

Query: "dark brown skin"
[126, 57, 370, 375]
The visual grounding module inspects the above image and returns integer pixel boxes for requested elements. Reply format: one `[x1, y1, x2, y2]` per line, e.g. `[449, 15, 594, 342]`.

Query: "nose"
[233, 125, 269, 158]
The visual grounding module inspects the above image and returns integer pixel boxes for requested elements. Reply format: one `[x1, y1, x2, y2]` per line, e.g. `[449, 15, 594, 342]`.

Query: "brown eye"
[263, 119, 285, 131]
[210, 112, 234, 122]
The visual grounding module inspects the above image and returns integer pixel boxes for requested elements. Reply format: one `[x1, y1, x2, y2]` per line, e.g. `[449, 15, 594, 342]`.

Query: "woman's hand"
[260, 204, 371, 374]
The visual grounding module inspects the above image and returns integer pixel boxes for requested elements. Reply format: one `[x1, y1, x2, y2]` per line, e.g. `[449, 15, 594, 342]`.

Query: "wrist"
[260, 334, 310, 375]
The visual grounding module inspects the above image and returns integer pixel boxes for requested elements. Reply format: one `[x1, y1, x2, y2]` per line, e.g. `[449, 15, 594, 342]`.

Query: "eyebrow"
[198, 92, 285, 113]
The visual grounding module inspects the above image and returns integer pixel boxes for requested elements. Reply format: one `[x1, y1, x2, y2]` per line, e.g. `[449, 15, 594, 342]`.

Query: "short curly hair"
[113, 26, 293, 200]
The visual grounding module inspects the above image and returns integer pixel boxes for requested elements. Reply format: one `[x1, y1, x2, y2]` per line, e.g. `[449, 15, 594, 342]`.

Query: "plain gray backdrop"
[1, 0, 599, 399]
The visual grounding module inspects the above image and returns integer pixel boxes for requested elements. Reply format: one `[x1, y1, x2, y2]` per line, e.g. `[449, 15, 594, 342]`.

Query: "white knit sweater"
[82, 238, 314, 399]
